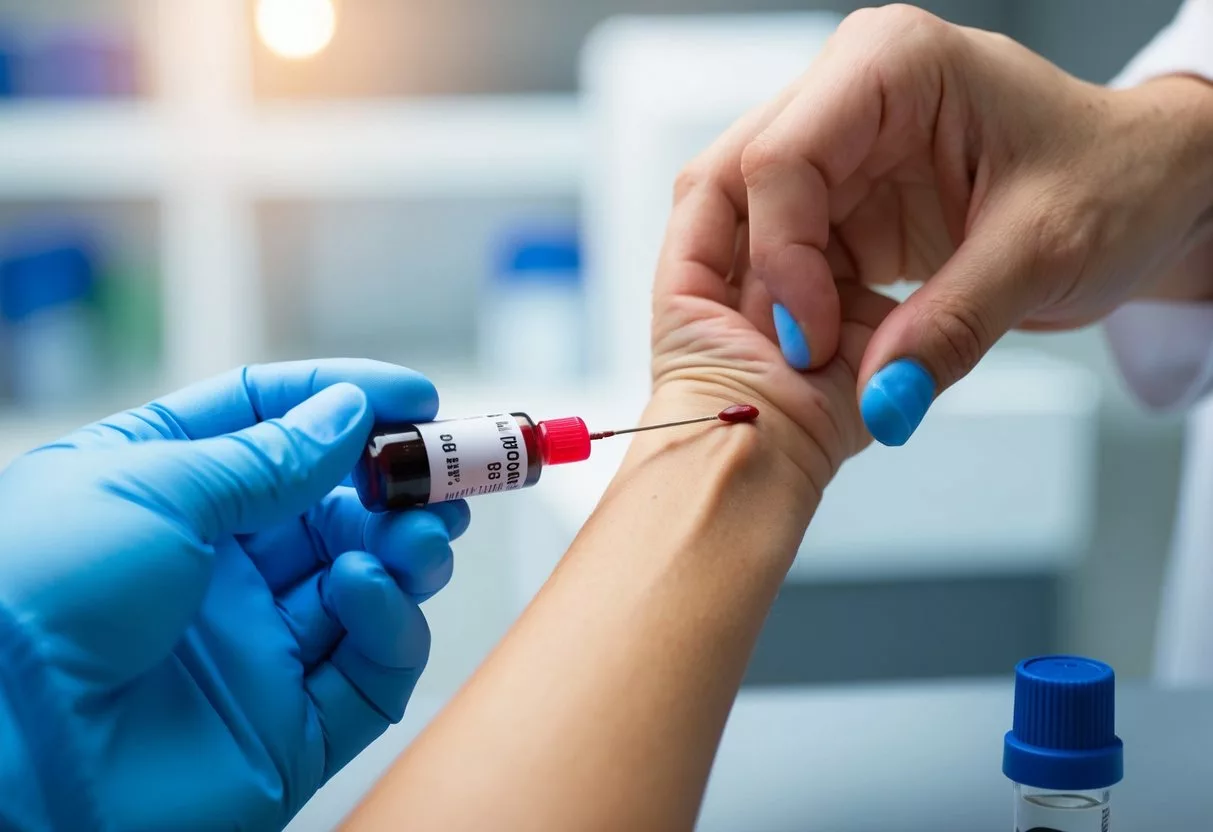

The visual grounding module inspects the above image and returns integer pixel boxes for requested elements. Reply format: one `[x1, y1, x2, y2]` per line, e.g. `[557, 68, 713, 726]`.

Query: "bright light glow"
[256, 0, 337, 60]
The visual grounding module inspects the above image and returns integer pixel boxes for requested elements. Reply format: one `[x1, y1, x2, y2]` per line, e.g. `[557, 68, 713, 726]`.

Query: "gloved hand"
[0, 359, 470, 832]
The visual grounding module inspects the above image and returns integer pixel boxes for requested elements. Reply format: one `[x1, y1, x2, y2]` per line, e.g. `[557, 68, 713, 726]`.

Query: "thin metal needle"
[590, 415, 719, 441]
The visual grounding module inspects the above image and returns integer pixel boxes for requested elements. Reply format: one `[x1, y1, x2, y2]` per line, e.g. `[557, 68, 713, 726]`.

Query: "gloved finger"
[306, 644, 426, 781]
[857, 202, 1049, 446]
[305, 489, 472, 552]
[240, 488, 469, 595]
[52, 358, 438, 450]
[132, 383, 374, 538]
[275, 572, 342, 669]
[324, 551, 427, 668]
[305, 551, 430, 779]
[421, 500, 472, 541]
[361, 508, 457, 600]
[278, 547, 435, 672]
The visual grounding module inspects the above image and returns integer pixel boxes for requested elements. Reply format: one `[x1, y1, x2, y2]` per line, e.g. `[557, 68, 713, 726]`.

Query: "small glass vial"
[1014, 785, 1111, 831]
[354, 413, 591, 512]
[1003, 656, 1123, 832]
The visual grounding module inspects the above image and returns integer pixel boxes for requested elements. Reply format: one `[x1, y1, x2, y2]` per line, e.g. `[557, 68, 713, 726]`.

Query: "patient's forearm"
[344, 386, 820, 831]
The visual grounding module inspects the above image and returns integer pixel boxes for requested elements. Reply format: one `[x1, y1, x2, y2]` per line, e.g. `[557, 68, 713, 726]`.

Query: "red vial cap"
[537, 417, 591, 466]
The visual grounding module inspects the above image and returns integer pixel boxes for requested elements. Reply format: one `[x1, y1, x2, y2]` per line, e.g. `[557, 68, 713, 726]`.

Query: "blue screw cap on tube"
[1003, 656, 1123, 791]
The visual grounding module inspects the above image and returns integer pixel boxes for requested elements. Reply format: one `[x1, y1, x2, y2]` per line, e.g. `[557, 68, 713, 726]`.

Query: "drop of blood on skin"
[718, 404, 760, 424]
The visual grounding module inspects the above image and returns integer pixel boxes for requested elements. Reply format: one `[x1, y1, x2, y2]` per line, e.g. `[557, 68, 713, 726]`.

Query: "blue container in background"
[0, 28, 17, 99]
[0, 234, 99, 407]
[0, 19, 141, 100]
[480, 227, 586, 385]
[18, 27, 139, 98]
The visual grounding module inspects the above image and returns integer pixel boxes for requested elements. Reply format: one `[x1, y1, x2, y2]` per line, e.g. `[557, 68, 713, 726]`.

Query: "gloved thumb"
[150, 383, 374, 538]
[857, 210, 1047, 446]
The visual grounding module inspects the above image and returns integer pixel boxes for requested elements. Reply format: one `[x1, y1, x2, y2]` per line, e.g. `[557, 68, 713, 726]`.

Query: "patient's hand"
[648, 177, 897, 499]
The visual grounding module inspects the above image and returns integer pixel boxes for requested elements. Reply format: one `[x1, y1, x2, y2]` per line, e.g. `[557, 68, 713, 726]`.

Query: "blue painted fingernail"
[772, 304, 811, 370]
[861, 359, 936, 447]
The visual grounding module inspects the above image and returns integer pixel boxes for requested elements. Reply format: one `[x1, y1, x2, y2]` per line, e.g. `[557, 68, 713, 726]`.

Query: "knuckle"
[278, 425, 316, 482]
[835, 9, 869, 45]
[740, 132, 784, 187]
[1037, 206, 1098, 272]
[240, 421, 312, 496]
[914, 298, 992, 384]
[878, 3, 942, 34]
[672, 163, 701, 201]
[838, 6, 883, 35]
[833, 6, 948, 97]
[1019, 192, 1101, 299]
[842, 4, 938, 38]
[981, 29, 1019, 52]
[673, 161, 706, 204]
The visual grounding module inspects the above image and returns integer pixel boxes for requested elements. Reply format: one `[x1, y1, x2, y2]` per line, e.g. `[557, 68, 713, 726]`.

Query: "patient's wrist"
[628, 379, 829, 510]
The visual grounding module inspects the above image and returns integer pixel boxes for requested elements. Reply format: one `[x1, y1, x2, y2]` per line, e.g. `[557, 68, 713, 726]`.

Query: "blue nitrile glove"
[0, 359, 470, 832]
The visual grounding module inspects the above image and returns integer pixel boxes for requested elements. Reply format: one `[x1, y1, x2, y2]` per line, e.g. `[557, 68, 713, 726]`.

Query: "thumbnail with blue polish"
[861, 359, 936, 447]
[772, 303, 810, 370]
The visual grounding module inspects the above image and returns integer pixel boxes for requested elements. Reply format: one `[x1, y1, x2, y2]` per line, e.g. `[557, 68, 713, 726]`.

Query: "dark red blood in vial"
[718, 404, 760, 424]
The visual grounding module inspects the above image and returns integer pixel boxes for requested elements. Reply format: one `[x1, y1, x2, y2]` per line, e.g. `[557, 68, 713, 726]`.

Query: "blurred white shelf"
[244, 97, 583, 199]
[0, 1, 588, 395]
[0, 101, 169, 197]
[0, 96, 583, 200]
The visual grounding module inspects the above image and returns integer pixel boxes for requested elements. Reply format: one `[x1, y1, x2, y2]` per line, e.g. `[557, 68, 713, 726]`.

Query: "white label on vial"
[1016, 795, 1110, 832]
[416, 415, 529, 504]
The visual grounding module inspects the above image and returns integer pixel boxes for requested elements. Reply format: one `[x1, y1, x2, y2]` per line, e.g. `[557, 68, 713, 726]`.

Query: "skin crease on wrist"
[622, 377, 830, 504]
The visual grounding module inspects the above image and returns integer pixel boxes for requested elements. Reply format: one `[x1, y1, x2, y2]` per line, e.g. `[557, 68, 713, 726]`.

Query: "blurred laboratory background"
[0, 0, 1197, 825]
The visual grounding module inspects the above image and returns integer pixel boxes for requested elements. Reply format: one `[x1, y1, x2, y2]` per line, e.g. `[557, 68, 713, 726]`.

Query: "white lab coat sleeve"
[1103, 0, 1213, 410]
[1105, 302, 1213, 410]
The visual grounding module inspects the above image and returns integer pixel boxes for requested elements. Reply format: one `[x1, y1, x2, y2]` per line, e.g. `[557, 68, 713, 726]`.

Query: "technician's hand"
[678, 5, 1213, 445]
[0, 359, 469, 831]
[650, 153, 898, 498]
